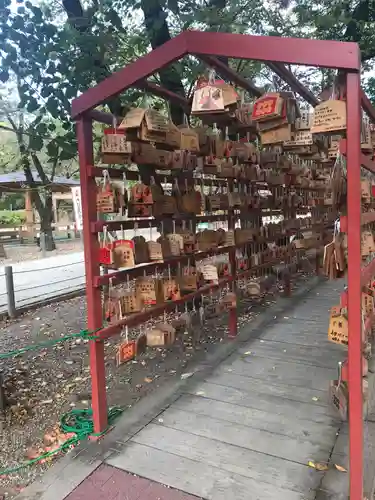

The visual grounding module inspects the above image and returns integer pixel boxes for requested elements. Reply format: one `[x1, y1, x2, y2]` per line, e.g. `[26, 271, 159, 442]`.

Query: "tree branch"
[30, 152, 50, 185]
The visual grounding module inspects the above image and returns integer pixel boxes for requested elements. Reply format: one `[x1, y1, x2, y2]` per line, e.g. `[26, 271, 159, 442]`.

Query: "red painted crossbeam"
[340, 139, 375, 174]
[340, 212, 375, 232]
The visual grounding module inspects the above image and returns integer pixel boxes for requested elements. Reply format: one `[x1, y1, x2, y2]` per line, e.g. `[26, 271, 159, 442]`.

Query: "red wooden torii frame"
[71, 29, 374, 500]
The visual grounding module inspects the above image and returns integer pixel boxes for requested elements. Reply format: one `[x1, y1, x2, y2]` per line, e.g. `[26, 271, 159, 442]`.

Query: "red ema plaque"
[252, 96, 279, 119]
[104, 127, 126, 135]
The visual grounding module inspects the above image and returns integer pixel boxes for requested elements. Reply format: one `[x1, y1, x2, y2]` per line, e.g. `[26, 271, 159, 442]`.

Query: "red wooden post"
[77, 117, 108, 433]
[228, 307, 238, 338]
[346, 71, 363, 500]
[228, 181, 237, 338]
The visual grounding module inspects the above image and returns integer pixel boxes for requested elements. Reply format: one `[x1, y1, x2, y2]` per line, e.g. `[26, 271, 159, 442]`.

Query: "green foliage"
[0, 193, 25, 211]
[291, 0, 375, 63]
[0, 209, 26, 226]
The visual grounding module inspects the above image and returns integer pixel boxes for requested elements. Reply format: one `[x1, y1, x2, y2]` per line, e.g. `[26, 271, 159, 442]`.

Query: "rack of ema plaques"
[72, 29, 373, 500]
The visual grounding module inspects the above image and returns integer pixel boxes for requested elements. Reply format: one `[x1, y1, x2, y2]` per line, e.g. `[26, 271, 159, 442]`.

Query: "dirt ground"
[0, 239, 83, 266]
[0, 272, 312, 499]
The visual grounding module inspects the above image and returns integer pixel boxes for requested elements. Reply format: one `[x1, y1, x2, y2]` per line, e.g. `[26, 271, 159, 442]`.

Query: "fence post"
[5, 265, 16, 319]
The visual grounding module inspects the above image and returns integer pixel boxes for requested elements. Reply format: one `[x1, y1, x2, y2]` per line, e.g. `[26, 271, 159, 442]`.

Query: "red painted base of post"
[228, 307, 238, 338]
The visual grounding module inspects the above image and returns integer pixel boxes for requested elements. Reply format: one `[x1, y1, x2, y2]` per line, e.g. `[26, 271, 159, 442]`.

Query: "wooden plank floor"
[108, 281, 347, 500]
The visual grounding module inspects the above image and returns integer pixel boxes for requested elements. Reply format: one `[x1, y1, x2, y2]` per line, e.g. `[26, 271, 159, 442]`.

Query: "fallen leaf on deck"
[308, 461, 329, 471]
[334, 464, 347, 472]
[144, 377, 153, 383]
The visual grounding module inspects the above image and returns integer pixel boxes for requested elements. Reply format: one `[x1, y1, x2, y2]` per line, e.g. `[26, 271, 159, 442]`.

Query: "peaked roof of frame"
[71, 30, 361, 120]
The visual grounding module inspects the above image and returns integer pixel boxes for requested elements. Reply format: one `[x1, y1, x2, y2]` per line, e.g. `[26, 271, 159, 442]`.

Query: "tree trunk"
[140, 0, 186, 125]
[39, 193, 56, 251]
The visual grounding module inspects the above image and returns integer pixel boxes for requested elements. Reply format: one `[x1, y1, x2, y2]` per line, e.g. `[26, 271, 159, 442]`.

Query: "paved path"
[0, 251, 86, 313]
[66, 465, 200, 500]
[0, 229, 161, 314]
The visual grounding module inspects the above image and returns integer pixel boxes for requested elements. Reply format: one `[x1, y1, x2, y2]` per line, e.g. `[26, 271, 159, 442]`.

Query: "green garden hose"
[0, 406, 123, 475]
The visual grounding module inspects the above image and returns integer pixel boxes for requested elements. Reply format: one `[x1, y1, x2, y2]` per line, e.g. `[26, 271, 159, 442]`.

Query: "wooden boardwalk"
[107, 281, 348, 500]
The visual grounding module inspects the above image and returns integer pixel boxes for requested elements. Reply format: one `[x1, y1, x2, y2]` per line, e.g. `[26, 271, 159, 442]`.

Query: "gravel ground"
[0, 240, 83, 266]
[0, 271, 313, 499]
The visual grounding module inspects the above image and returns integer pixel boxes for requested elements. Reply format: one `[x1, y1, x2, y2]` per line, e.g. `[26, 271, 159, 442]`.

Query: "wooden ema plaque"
[361, 117, 372, 151]
[284, 131, 314, 147]
[200, 263, 219, 284]
[260, 125, 292, 145]
[121, 291, 142, 314]
[329, 380, 348, 421]
[295, 110, 312, 131]
[231, 141, 259, 163]
[167, 233, 184, 253]
[192, 84, 225, 115]
[193, 78, 238, 108]
[99, 239, 134, 268]
[156, 278, 181, 303]
[219, 292, 237, 312]
[118, 108, 179, 147]
[147, 241, 163, 261]
[133, 143, 172, 169]
[311, 101, 346, 134]
[217, 161, 236, 178]
[206, 195, 223, 211]
[112, 240, 135, 269]
[251, 93, 284, 122]
[180, 191, 202, 214]
[218, 262, 230, 277]
[179, 127, 200, 152]
[105, 295, 123, 322]
[224, 230, 235, 246]
[153, 195, 177, 217]
[168, 239, 182, 257]
[328, 306, 348, 346]
[197, 230, 218, 251]
[96, 189, 116, 214]
[361, 180, 372, 203]
[179, 269, 198, 292]
[362, 292, 374, 318]
[361, 231, 375, 257]
[234, 103, 254, 127]
[131, 183, 153, 204]
[128, 203, 152, 218]
[178, 231, 196, 254]
[237, 257, 249, 271]
[101, 129, 133, 164]
[116, 339, 136, 366]
[158, 236, 180, 258]
[246, 280, 261, 296]
[146, 323, 176, 347]
[135, 277, 156, 305]
[133, 236, 149, 264]
[234, 228, 257, 245]
[228, 192, 242, 208]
